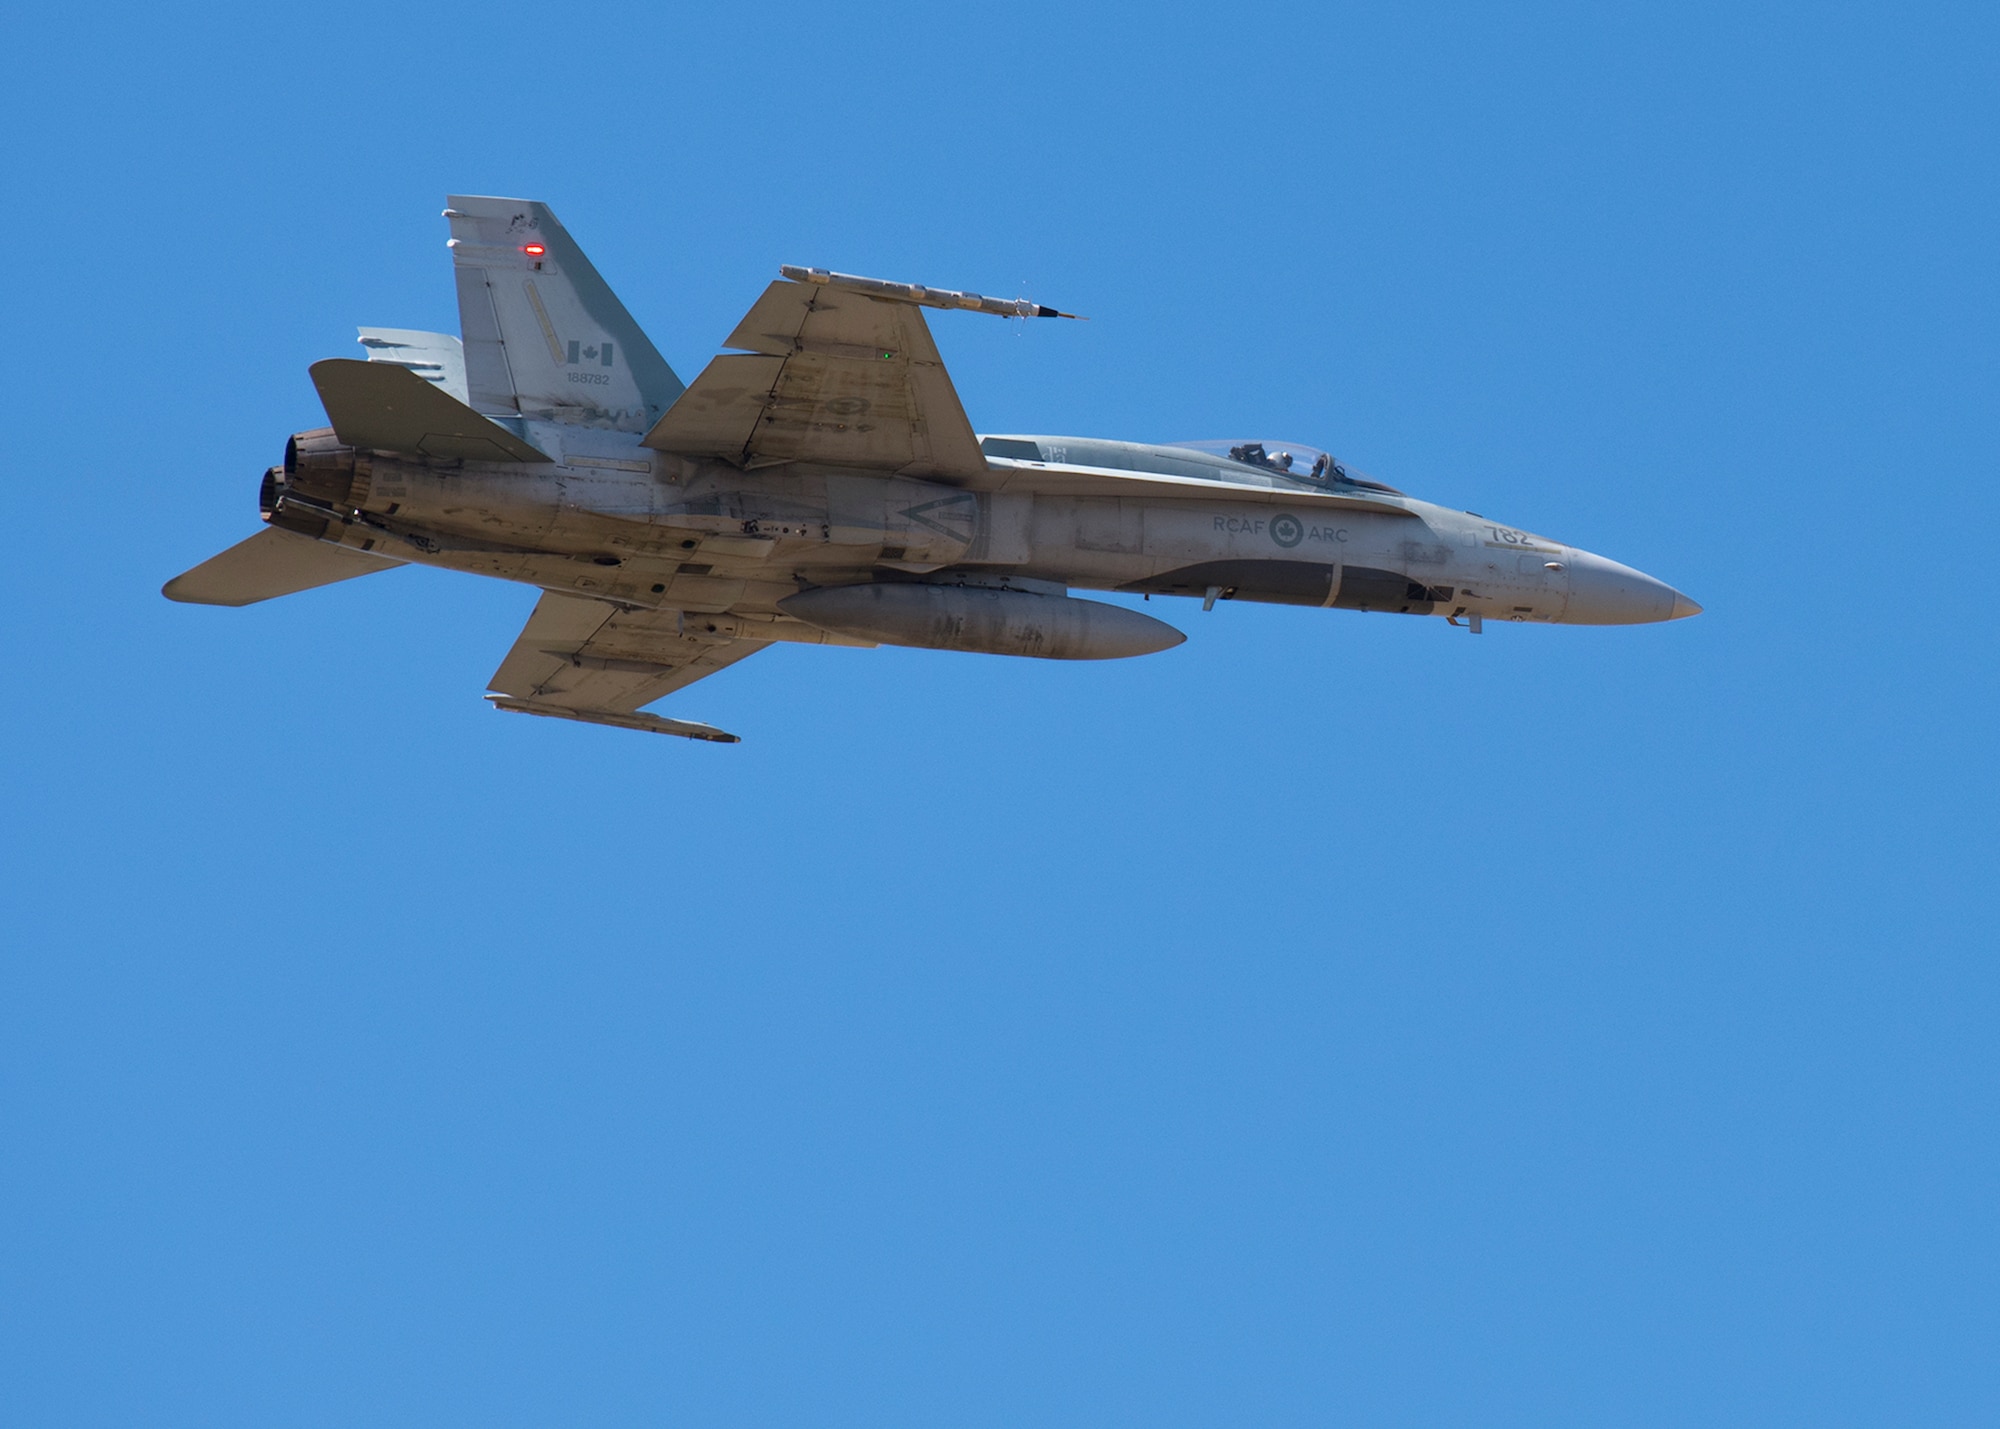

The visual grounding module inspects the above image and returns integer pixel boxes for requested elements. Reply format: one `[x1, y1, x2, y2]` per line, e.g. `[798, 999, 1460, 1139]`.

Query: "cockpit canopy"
[1176, 439, 1335, 484]
[1162, 439, 1403, 492]
[978, 435, 1402, 494]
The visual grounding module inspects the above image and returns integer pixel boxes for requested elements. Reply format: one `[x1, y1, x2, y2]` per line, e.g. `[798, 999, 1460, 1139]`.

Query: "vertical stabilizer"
[444, 196, 684, 433]
[357, 327, 468, 404]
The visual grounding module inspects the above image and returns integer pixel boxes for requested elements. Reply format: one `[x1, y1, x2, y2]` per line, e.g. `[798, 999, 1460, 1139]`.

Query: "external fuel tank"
[779, 583, 1184, 660]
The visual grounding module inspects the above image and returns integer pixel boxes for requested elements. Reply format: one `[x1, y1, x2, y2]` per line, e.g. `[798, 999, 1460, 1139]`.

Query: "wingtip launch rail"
[486, 696, 741, 743]
[778, 265, 1085, 321]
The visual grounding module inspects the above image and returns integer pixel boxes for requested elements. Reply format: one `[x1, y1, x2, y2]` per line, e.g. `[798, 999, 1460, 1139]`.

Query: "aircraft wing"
[484, 592, 756, 742]
[641, 279, 986, 480]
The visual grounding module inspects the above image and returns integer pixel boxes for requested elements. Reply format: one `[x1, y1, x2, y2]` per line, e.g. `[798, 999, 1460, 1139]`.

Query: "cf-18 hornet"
[165, 196, 1701, 742]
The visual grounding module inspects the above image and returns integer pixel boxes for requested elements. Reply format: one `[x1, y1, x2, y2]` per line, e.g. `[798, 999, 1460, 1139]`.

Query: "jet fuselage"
[267, 424, 1697, 637]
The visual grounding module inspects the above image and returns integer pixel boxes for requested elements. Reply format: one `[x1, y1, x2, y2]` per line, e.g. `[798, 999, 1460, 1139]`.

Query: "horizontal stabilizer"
[162, 526, 404, 606]
[308, 358, 550, 463]
[486, 696, 740, 743]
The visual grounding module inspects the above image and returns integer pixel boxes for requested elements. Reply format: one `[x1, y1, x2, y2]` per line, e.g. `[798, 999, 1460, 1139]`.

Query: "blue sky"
[3, 2, 1996, 1424]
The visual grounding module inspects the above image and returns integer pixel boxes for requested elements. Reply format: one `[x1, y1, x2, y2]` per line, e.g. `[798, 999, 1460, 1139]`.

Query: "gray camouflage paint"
[170, 197, 1699, 739]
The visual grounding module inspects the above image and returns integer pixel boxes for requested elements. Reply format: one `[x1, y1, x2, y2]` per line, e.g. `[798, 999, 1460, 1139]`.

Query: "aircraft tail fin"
[445, 195, 684, 434]
[163, 527, 403, 607]
[357, 326, 467, 404]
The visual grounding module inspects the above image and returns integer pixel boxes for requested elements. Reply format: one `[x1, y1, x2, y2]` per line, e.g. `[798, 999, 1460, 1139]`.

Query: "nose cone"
[1563, 549, 1701, 625]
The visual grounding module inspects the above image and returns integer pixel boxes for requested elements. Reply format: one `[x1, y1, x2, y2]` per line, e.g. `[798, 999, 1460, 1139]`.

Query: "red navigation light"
[523, 243, 546, 257]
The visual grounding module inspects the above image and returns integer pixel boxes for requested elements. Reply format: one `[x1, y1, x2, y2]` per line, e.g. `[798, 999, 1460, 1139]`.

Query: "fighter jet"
[165, 195, 1700, 743]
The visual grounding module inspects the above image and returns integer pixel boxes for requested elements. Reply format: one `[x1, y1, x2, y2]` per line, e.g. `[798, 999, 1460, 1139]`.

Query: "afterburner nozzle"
[260, 428, 369, 540]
